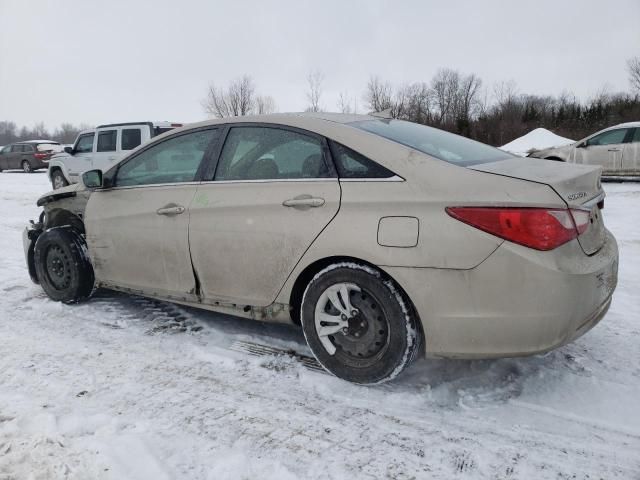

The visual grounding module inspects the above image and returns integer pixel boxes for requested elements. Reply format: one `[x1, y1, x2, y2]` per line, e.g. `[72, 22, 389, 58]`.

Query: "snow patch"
[500, 128, 574, 156]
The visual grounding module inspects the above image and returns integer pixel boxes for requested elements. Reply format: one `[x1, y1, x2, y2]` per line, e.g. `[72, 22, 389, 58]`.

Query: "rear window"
[349, 119, 513, 166]
[121, 128, 142, 150]
[37, 143, 63, 153]
[97, 130, 117, 152]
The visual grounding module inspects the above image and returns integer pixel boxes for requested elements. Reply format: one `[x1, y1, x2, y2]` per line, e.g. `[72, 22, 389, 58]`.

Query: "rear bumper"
[383, 229, 619, 358]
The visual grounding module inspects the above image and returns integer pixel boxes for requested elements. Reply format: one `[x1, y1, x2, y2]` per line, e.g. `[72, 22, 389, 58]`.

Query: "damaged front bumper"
[23, 218, 44, 284]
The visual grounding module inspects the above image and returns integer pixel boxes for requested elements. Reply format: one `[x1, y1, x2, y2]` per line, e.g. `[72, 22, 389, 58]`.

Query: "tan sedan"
[24, 113, 619, 384]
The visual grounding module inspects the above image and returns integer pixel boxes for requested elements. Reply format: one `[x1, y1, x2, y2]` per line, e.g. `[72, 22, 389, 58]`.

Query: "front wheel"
[22, 160, 33, 173]
[301, 263, 422, 384]
[34, 227, 95, 303]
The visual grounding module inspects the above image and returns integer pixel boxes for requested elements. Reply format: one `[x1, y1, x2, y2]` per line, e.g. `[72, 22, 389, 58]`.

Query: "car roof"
[185, 112, 378, 131]
[611, 121, 640, 129]
[96, 121, 181, 128]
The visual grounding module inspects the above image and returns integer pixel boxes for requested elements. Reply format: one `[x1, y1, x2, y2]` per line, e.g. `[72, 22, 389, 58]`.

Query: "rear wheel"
[51, 170, 69, 189]
[22, 160, 33, 173]
[301, 263, 421, 384]
[34, 227, 94, 303]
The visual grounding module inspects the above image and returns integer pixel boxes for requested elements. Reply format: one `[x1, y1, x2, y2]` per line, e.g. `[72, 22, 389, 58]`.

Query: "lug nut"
[351, 310, 358, 316]
[342, 327, 348, 334]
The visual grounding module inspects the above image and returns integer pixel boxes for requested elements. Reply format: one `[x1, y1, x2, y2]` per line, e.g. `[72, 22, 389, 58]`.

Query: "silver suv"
[528, 122, 640, 176]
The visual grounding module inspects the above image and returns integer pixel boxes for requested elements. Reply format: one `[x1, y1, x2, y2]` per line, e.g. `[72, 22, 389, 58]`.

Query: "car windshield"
[349, 119, 514, 166]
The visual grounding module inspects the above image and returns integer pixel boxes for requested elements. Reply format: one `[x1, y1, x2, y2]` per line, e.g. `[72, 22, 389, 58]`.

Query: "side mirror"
[82, 169, 103, 189]
[64, 146, 74, 155]
[576, 142, 587, 148]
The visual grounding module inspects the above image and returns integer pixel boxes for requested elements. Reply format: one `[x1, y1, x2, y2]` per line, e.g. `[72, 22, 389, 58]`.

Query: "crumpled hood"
[37, 182, 86, 207]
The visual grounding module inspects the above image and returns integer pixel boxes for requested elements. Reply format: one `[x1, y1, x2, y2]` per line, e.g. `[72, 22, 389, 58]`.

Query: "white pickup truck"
[48, 121, 182, 189]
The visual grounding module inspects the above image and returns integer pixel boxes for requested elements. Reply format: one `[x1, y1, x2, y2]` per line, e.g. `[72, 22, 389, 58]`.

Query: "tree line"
[203, 55, 640, 146]
[0, 121, 90, 146]
[3, 56, 639, 147]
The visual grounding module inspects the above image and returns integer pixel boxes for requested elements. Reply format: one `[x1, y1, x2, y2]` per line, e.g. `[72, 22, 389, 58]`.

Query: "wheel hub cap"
[314, 282, 388, 358]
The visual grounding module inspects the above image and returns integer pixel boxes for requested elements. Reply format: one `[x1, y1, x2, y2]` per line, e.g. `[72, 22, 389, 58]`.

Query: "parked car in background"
[23, 113, 618, 384]
[528, 122, 640, 177]
[47, 121, 182, 189]
[0, 140, 63, 173]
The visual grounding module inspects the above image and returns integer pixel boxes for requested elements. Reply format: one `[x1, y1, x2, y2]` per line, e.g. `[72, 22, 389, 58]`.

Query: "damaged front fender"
[23, 220, 44, 284]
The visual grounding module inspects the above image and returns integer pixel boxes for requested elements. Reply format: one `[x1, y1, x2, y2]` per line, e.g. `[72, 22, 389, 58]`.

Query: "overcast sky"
[1, 0, 638, 129]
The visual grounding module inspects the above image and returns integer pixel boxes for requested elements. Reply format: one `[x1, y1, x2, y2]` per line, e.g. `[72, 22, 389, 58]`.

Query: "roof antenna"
[369, 108, 393, 119]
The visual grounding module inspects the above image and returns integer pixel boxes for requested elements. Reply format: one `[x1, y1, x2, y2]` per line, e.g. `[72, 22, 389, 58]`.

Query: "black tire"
[22, 160, 33, 173]
[51, 170, 69, 189]
[301, 263, 422, 384]
[34, 227, 94, 303]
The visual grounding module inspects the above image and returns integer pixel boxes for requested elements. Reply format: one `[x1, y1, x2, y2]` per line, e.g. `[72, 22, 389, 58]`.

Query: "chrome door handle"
[608, 148, 621, 152]
[156, 204, 185, 216]
[283, 195, 325, 209]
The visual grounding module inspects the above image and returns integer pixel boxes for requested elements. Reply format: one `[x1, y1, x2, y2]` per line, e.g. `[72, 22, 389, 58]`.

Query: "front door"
[67, 132, 95, 182]
[189, 125, 341, 307]
[85, 128, 220, 297]
[575, 128, 630, 174]
[622, 128, 640, 175]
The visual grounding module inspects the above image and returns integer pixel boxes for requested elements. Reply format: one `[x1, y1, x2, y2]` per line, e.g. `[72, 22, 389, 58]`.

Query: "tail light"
[446, 207, 590, 251]
[34, 152, 49, 160]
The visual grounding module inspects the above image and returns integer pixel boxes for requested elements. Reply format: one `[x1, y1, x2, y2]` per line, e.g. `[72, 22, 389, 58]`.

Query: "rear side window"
[214, 127, 330, 180]
[75, 134, 95, 153]
[630, 128, 640, 143]
[97, 130, 117, 152]
[350, 119, 513, 166]
[22, 144, 34, 152]
[121, 128, 142, 150]
[329, 141, 395, 179]
[116, 129, 219, 187]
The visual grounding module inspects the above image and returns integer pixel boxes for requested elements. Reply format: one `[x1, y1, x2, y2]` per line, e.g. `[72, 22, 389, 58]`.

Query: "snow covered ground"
[500, 128, 574, 157]
[0, 171, 639, 480]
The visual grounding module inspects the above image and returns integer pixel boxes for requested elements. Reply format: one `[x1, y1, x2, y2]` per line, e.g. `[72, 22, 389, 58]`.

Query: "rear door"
[85, 127, 221, 297]
[189, 125, 340, 307]
[67, 132, 95, 181]
[575, 128, 630, 174]
[621, 128, 640, 175]
[21, 144, 34, 168]
[93, 128, 119, 172]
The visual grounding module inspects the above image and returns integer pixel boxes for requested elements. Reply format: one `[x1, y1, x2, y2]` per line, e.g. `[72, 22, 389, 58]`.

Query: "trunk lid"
[470, 157, 606, 255]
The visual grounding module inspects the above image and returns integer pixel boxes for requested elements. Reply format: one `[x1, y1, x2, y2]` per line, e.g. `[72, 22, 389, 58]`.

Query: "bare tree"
[203, 75, 256, 118]
[364, 76, 393, 113]
[306, 70, 324, 112]
[627, 56, 640, 93]
[255, 95, 277, 114]
[337, 91, 353, 114]
[457, 73, 482, 123]
[492, 79, 519, 110]
[431, 69, 460, 125]
[31, 122, 49, 139]
[54, 123, 83, 144]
